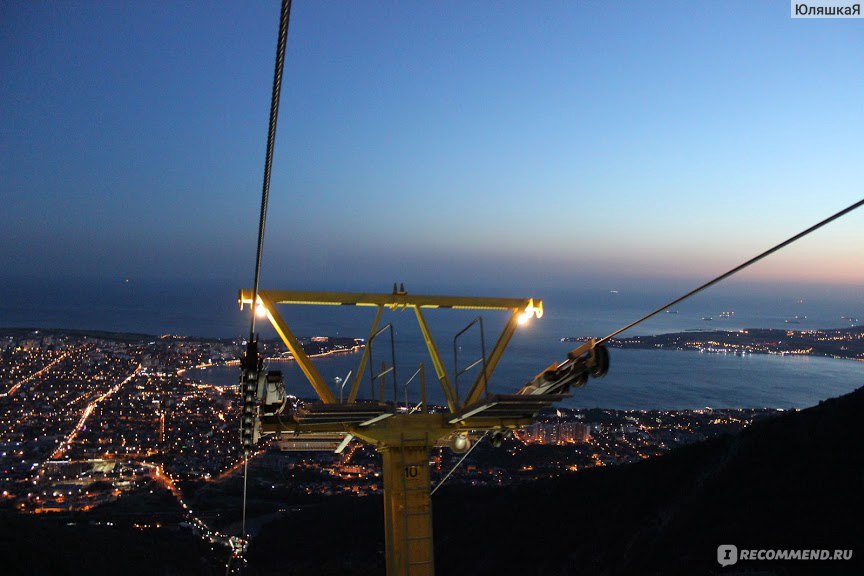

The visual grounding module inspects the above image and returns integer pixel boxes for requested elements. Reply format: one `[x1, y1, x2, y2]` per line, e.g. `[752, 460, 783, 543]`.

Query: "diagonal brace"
[462, 308, 521, 408]
[259, 292, 336, 403]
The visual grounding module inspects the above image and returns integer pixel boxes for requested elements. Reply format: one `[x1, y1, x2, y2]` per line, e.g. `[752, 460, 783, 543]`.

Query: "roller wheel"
[490, 431, 504, 448]
[590, 345, 610, 378]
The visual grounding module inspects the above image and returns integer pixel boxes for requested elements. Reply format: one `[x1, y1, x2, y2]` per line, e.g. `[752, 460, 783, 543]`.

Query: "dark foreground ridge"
[249, 386, 864, 576]
[2, 386, 862, 575]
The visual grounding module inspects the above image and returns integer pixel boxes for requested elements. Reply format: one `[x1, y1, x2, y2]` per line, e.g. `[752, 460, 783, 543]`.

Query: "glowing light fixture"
[255, 303, 267, 318]
[517, 299, 543, 326]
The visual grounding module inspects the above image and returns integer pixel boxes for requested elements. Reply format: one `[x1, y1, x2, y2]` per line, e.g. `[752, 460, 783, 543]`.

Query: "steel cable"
[237, 2, 293, 572]
[249, 0, 293, 340]
[597, 197, 864, 345]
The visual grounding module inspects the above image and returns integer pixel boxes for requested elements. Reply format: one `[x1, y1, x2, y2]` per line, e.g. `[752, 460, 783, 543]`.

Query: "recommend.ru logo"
[717, 545, 853, 565]
[717, 545, 738, 566]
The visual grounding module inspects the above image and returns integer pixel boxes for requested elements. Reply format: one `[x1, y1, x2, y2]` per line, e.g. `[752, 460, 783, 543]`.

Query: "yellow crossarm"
[239, 288, 541, 414]
[240, 289, 532, 311]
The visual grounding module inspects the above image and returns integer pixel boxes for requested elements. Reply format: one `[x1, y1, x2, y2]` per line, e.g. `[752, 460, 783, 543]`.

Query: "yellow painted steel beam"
[258, 293, 337, 404]
[240, 289, 535, 311]
[413, 307, 458, 413]
[261, 412, 536, 443]
[462, 308, 522, 408]
[348, 305, 384, 403]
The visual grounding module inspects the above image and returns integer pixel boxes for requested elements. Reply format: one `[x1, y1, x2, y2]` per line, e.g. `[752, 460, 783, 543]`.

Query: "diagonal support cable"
[597, 197, 864, 345]
[431, 433, 488, 495]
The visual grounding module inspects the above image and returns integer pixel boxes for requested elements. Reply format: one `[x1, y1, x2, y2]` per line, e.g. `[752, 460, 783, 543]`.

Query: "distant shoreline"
[6, 326, 863, 363]
[0, 327, 338, 346]
[563, 326, 864, 362]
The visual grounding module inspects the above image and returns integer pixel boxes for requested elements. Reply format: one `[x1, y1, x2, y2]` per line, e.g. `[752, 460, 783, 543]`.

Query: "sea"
[2, 277, 862, 410]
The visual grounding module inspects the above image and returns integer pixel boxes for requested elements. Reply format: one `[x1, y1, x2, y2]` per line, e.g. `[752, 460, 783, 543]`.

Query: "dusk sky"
[2, 1, 862, 297]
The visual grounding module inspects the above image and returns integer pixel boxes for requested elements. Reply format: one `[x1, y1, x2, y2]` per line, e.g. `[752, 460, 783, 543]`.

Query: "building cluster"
[223, 406, 780, 498]
[0, 331, 372, 515]
[423, 406, 779, 487]
[141, 335, 239, 372]
[517, 419, 591, 444]
[0, 329, 783, 550]
[1, 334, 138, 509]
[0, 332, 248, 515]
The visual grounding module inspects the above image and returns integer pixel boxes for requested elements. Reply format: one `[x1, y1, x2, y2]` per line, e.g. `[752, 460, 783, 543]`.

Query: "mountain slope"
[249, 386, 864, 575]
[433, 386, 864, 575]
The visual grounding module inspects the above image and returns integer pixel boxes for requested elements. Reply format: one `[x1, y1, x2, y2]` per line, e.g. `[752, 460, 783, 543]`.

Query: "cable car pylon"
[232, 3, 864, 575]
[237, 286, 608, 575]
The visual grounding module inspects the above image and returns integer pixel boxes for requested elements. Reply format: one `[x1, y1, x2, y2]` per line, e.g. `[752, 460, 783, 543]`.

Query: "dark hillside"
[249, 386, 864, 575]
[2, 387, 861, 575]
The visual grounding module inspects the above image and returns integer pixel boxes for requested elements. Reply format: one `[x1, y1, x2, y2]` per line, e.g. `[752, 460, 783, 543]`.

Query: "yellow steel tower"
[237, 286, 608, 576]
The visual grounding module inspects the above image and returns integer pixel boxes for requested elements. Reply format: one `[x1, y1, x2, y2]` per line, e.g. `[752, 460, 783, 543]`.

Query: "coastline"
[562, 326, 864, 363]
